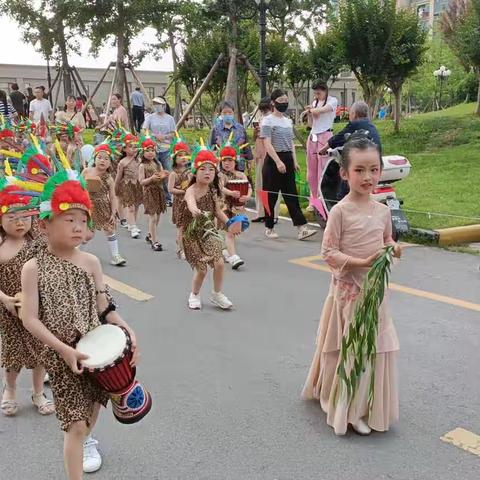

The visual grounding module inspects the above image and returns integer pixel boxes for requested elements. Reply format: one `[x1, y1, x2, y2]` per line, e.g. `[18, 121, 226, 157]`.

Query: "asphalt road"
[1, 212, 479, 480]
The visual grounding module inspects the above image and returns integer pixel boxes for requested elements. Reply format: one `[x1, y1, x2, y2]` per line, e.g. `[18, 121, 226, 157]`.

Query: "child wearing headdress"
[138, 133, 168, 252]
[20, 165, 139, 479]
[82, 142, 126, 266]
[167, 135, 191, 259]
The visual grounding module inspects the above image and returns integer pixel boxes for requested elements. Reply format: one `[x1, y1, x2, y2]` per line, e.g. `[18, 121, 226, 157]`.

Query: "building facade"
[0, 63, 171, 109]
[397, 0, 449, 28]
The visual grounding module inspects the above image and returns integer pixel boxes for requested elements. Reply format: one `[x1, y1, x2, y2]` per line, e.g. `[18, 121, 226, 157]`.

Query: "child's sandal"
[31, 392, 55, 415]
[152, 242, 163, 252]
[1, 386, 18, 416]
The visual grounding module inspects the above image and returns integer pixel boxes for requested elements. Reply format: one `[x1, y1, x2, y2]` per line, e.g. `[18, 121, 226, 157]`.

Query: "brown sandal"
[32, 392, 55, 415]
[1, 385, 18, 416]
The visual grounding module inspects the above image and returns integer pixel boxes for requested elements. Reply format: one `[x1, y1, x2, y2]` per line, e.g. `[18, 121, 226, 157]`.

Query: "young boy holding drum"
[20, 166, 139, 480]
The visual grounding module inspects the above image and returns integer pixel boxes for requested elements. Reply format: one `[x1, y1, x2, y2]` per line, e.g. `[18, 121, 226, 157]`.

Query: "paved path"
[2, 213, 479, 480]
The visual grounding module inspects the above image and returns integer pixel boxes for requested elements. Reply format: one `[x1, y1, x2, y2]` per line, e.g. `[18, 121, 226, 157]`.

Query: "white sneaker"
[188, 293, 202, 310]
[265, 228, 279, 239]
[210, 291, 233, 310]
[229, 254, 244, 270]
[83, 436, 102, 473]
[130, 227, 140, 239]
[298, 226, 318, 241]
[44, 373, 50, 384]
[110, 254, 127, 266]
[351, 418, 372, 436]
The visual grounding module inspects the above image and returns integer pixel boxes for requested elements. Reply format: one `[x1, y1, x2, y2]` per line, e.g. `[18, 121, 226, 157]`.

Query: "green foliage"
[336, 247, 394, 409]
[307, 29, 345, 84]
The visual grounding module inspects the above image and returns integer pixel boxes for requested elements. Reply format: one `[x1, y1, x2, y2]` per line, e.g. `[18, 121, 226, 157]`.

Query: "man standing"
[29, 86, 53, 123]
[142, 96, 176, 205]
[130, 86, 145, 133]
[9, 83, 26, 117]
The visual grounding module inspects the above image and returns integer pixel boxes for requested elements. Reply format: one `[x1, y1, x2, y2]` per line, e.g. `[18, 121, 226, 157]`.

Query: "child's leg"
[86, 402, 101, 437]
[192, 268, 207, 295]
[176, 227, 184, 252]
[2, 368, 19, 400]
[104, 227, 119, 256]
[212, 259, 225, 293]
[134, 205, 140, 225]
[32, 365, 47, 395]
[64, 421, 89, 480]
[149, 215, 157, 243]
[225, 232, 236, 257]
[126, 205, 136, 227]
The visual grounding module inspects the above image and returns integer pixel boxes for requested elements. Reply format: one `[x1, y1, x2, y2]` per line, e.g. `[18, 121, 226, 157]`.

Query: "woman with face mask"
[259, 89, 317, 241]
[209, 100, 253, 173]
[142, 97, 176, 204]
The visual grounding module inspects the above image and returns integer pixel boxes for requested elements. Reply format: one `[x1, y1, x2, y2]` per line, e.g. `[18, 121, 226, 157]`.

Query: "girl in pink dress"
[302, 137, 401, 436]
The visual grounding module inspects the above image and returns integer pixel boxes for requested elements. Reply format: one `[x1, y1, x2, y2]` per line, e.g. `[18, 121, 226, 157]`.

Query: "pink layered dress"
[301, 199, 399, 435]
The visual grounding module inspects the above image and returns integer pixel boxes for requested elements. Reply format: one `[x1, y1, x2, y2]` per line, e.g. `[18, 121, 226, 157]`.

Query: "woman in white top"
[55, 95, 86, 143]
[304, 80, 338, 211]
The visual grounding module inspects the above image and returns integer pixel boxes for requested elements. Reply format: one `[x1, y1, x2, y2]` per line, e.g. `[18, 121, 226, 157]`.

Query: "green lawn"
[86, 103, 480, 229]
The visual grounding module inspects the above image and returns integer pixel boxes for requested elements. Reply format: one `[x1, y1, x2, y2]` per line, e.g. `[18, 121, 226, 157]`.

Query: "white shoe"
[351, 418, 372, 436]
[130, 227, 140, 239]
[83, 436, 102, 473]
[229, 254, 244, 270]
[110, 254, 127, 266]
[210, 291, 233, 310]
[188, 293, 202, 310]
[43, 373, 50, 384]
[265, 228, 279, 239]
[298, 226, 318, 241]
[306, 205, 315, 212]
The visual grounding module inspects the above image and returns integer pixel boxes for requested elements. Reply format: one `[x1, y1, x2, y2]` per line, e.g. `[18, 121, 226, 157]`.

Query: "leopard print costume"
[177, 188, 223, 271]
[117, 157, 143, 209]
[90, 172, 114, 231]
[0, 235, 45, 371]
[142, 160, 166, 215]
[36, 248, 109, 431]
[171, 167, 191, 226]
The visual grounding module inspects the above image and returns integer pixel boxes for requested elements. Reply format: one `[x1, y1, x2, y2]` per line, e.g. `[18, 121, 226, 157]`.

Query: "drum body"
[76, 324, 152, 424]
[226, 179, 249, 207]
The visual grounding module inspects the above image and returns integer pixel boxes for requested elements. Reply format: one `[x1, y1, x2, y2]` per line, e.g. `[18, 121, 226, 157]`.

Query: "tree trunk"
[56, 19, 72, 97]
[225, 15, 239, 119]
[393, 86, 402, 133]
[168, 27, 182, 122]
[115, 29, 126, 96]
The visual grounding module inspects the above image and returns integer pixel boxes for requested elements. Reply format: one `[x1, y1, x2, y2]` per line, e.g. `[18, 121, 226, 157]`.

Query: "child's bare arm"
[185, 187, 202, 216]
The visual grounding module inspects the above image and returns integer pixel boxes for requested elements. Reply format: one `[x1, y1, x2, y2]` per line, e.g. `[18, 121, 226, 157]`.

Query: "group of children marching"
[0, 102, 403, 479]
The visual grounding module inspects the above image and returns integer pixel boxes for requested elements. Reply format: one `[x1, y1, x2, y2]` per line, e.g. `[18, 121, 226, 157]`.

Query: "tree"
[1, 0, 81, 96]
[80, 0, 169, 95]
[384, 7, 427, 132]
[440, 0, 480, 115]
[285, 43, 311, 121]
[308, 29, 345, 85]
[335, 0, 398, 114]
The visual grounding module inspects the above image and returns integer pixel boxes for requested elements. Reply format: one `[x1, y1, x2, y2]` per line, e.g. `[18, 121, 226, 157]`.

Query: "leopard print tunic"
[178, 188, 223, 271]
[142, 160, 166, 215]
[90, 172, 114, 231]
[36, 248, 109, 431]
[0, 236, 45, 371]
[171, 168, 191, 226]
[117, 157, 143, 208]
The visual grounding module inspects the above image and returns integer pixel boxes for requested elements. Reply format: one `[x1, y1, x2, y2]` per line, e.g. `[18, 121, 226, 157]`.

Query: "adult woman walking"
[304, 80, 337, 212]
[55, 95, 86, 143]
[260, 89, 317, 241]
[97, 93, 130, 131]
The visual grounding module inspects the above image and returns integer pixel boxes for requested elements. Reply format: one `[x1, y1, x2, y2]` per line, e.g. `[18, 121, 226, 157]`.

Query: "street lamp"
[255, 0, 271, 99]
[433, 65, 451, 110]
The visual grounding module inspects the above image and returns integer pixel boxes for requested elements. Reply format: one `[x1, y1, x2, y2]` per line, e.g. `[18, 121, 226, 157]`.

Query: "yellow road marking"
[289, 255, 480, 313]
[104, 275, 154, 302]
[441, 428, 480, 457]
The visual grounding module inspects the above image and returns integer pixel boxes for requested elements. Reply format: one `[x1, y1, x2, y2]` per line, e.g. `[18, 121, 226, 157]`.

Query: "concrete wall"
[0, 63, 171, 109]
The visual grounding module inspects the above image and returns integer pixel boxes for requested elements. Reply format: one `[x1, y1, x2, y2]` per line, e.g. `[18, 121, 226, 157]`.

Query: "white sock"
[107, 234, 119, 256]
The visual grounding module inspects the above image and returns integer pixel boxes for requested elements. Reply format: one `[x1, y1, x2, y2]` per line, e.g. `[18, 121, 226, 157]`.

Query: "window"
[145, 87, 155, 99]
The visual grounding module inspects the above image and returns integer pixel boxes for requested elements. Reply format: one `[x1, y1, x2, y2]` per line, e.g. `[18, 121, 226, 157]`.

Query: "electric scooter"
[315, 145, 411, 241]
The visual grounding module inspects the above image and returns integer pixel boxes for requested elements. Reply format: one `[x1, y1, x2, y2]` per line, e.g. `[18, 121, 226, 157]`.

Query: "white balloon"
[80, 144, 95, 166]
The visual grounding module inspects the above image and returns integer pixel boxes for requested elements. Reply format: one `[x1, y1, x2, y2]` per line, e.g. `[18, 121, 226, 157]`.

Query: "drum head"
[76, 324, 127, 368]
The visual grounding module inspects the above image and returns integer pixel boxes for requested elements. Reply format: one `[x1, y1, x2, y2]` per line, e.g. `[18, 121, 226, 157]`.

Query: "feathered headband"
[169, 132, 190, 157]
[191, 139, 217, 174]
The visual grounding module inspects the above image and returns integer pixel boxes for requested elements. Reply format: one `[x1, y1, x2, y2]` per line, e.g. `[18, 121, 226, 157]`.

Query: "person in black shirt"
[9, 83, 26, 117]
[319, 101, 382, 155]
